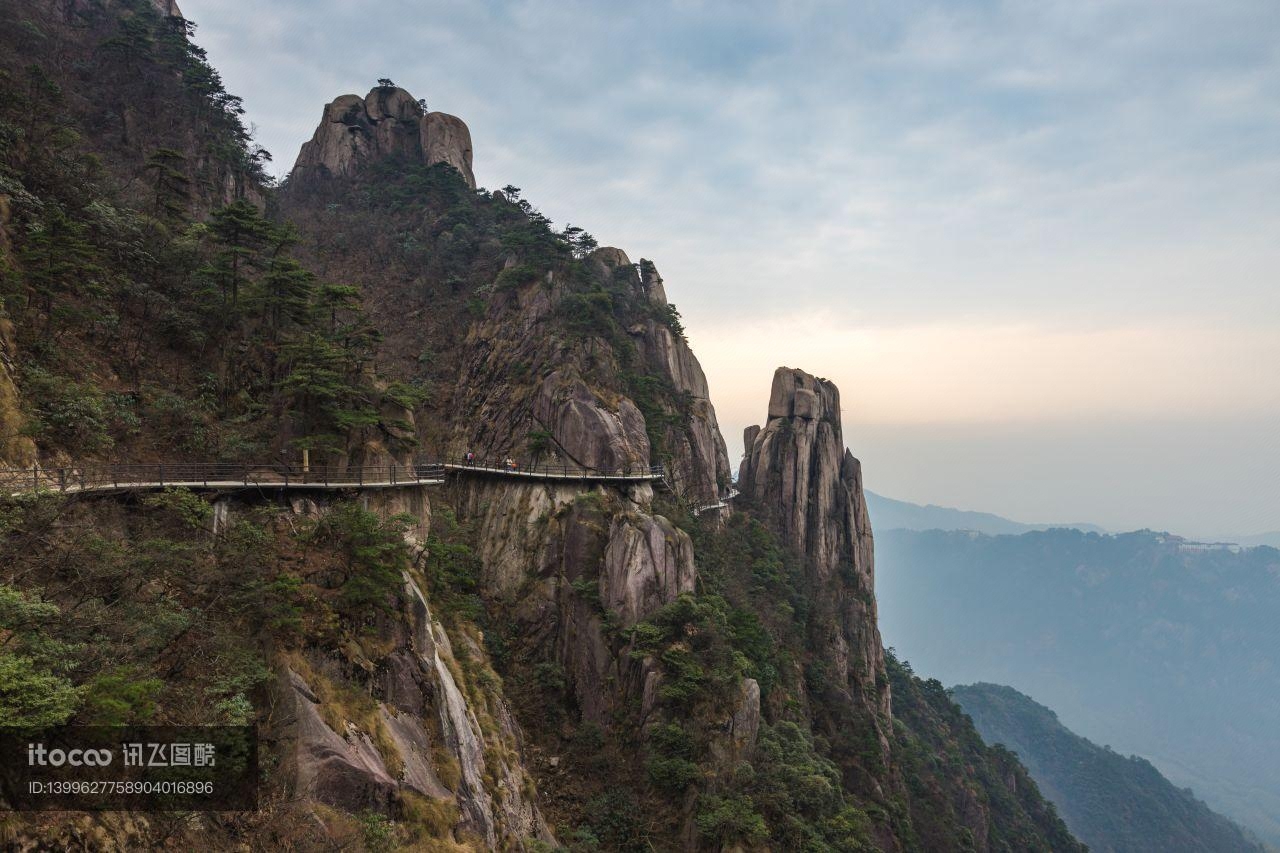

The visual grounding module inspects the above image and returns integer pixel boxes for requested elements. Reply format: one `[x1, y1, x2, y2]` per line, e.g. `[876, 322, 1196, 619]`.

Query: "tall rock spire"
[739, 367, 891, 784]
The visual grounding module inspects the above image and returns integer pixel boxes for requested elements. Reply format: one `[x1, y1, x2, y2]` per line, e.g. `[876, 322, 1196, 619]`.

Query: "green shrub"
[0, 652, 79, 729]
[493, 262, 541, 292]
[695, 794, 768, 846]
[308, 502, 411, 621]
[79, 668, 163, 725]
[647, 755, 701, 793]
[422, 509, 482, 619]
[20, 367, 132, 454]
[580, 788, 647, 851]
[142, 488, 213, 529]
[526, 428, 553, 456]
[357, 810, 395, 853]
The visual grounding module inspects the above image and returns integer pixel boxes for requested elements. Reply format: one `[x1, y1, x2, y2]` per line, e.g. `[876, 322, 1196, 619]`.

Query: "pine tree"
[144, 148, 190, 220]
[19, 205, 101, 316]
[199, 200, 270, 309]
[258, 256, 315, 341]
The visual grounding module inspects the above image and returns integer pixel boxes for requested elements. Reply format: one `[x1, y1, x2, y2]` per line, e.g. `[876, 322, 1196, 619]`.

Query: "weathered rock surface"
[287, 667, 400, 813]
[453, 480, 692, 727]
[422, 112, 474, 185]
[708, 677, 762, 771]
[601, 513, 696, 627]
[404, 575, 553, 847]
[276, 526, 553, 849]
[149, 0, 182, 17]
[359, 484, 432, 546]
[740, 367, 892, 773]
[597, 251, 732, 503]
[532, 370, 650, 471]
[293, 86, 475, 189]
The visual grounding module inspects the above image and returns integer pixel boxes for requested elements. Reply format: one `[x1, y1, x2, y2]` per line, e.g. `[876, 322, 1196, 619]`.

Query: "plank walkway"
[692, 488, 740, 516]
[0, 460, 666, 497]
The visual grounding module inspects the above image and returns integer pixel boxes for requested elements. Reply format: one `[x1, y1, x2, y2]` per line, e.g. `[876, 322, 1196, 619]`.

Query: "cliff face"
[449, 246, 730, 503]
[293, 86, 476, 189]
[739, 368, 892, 777]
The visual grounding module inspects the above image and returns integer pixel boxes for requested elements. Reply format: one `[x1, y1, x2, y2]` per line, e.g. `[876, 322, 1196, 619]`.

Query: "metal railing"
[0, 458, 664, 495]
[691, 487, 741, 516]
[439, 458, 666, 481]
[0, 463, 445, 495]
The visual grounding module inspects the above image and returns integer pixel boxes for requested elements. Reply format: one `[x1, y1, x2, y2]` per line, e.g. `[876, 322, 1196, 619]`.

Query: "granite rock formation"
[739, 367, 893, 781]
[293, 86, 476, 189]
[449, 246, 730, 504]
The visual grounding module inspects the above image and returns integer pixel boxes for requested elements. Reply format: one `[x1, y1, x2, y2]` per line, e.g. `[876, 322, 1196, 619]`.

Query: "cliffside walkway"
[442, 461, 665, 484]
[0, 460, 666, 497]
[691, 488, 740, 516]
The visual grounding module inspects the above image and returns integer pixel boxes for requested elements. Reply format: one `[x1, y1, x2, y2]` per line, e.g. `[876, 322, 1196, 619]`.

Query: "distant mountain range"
[875, 526, 1280, 846]
[952, 683, 1264, 853]
[865, 490, 1107, 536]
[1225, 531, 1280, 548]
[865, 490, 1280, 548]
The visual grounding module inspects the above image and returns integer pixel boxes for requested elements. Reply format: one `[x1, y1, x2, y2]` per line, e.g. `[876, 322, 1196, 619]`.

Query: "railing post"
[32, 464, 37, 493]
[158, 464, 164, 487]
[243, 464, 248, 487]
[359, 467, 363, 487]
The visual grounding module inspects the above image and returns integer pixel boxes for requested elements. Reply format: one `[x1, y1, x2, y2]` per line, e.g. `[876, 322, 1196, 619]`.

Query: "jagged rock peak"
[739, 367, 892, 766]
[739, 367, 861, 573]
[292, 85, 476, 189]
[586, 248, 668, 306]
[767, 367, 840, 423]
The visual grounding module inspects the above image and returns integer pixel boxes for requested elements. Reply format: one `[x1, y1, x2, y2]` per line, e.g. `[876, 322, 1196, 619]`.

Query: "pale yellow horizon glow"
[693, 315, 1280, 436]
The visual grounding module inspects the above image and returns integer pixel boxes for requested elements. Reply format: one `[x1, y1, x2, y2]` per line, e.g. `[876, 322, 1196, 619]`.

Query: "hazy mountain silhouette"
[952, 683, 1264, 853]
[865, 490, 1106, 536]
[877, 527, 1280, 846]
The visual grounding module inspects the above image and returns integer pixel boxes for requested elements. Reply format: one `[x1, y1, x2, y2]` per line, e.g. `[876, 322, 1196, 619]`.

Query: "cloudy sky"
[186, 0, 1280, 538]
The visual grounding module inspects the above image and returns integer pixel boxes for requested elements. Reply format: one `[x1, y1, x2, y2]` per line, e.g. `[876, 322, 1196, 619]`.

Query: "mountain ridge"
[876, 525, 1280, 846]
[952, 683, 1265, 853]
[865, 489, 1106, 536]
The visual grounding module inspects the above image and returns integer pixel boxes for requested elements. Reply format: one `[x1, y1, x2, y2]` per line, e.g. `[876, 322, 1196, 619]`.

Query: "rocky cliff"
[293, 86, 476, 189]
[449, 245, 730, 504]
[739, 367, 892, 782]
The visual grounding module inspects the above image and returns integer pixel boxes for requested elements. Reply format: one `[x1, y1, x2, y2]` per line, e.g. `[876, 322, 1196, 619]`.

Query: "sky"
[185, 0, 1280, 538]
